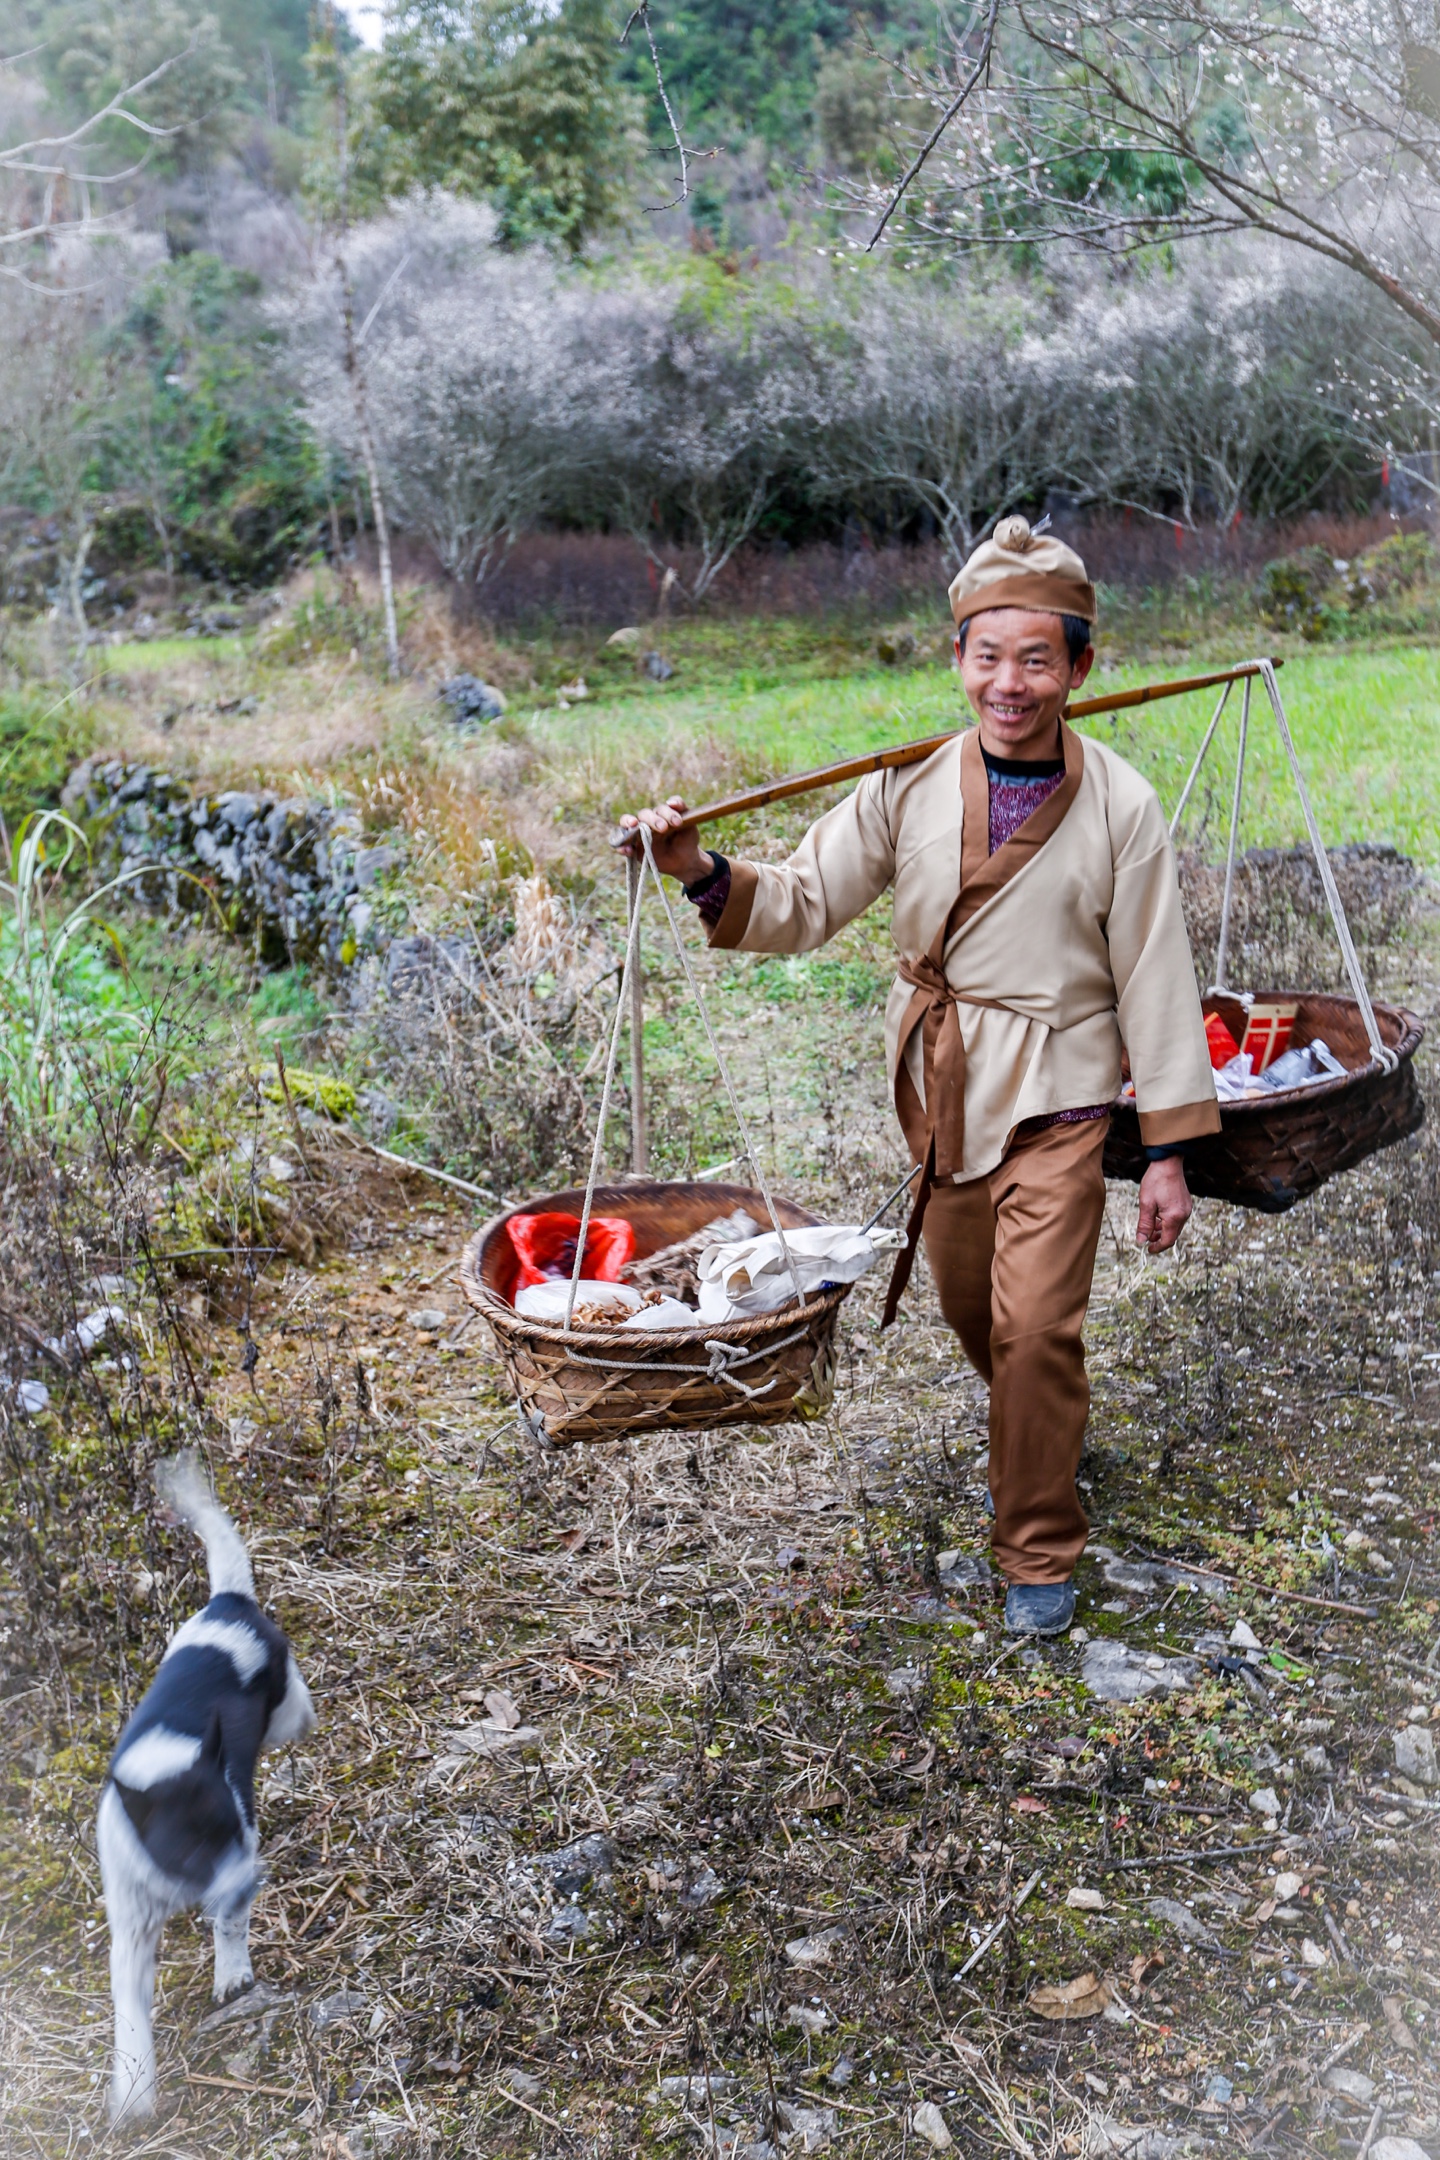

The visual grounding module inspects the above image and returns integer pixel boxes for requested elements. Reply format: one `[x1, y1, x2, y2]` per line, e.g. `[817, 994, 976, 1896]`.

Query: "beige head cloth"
[948, 515, 1097, 630]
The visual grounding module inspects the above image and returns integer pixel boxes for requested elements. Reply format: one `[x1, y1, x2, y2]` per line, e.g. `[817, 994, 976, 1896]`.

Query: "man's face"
[954, 608, 1094, 758]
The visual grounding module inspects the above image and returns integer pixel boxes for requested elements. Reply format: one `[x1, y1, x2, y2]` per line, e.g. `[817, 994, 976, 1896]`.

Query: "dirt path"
[4, 1132, 1440, 2158]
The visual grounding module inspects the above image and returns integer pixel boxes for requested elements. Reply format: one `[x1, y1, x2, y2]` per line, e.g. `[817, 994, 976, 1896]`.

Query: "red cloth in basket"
[507, 1212, 636, 1290]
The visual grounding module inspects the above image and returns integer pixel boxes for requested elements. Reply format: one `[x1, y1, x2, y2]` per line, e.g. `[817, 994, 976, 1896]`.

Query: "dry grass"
[3, 1021, 1440, 2156]
[4, 609, 1440, 2157]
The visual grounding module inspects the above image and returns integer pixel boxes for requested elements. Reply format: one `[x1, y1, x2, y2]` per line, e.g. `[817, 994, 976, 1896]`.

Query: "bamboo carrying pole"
[610, 658, 1282, 844]
[609, 656, 1281, 1167]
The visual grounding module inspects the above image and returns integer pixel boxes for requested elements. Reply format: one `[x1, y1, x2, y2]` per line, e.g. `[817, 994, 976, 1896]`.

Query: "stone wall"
[61, 760, 398, 974]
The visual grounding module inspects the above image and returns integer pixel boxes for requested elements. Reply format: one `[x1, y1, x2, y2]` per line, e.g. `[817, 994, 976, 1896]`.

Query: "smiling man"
[621, 517, 1219, 1635]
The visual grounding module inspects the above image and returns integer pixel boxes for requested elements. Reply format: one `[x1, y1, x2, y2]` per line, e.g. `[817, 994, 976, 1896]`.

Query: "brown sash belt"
[873, 724, 1085, 1329]
[880, 952, 1006, 1328]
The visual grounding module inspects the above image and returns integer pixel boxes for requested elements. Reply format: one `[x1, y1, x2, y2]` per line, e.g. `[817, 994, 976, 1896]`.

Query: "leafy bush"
[0, 695, 94, 843]
[0, 815, 149, 1133]
[1254, 547, 1339, 638]
[90, 254, 325, 586]
[1356, 530, 1436, 601]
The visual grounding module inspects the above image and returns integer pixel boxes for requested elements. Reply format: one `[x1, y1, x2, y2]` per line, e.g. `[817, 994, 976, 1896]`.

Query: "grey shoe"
[1004, 1581, 1076, 1636]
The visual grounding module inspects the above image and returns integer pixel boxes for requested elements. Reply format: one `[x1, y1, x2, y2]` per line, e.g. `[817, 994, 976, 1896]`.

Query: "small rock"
[826, 2055, 855, 2088]
[1395, 1725, 1438, 1786]
[536, 1833, 615, 1894]
[76, 1304, 126, 1355]
[606, 626, 641, 648]
[309, 1987, 367, 2029]
[911, 2100, 954, 2151]
[502, 2066, 542, 2098]
[198, 1981, 287, 2031]
[444, 1720, 542, 1756]
[1273, 1870, 1303, 1902]
[1371, 2141, 1433, 2160]
[784, 1926, 848, 1968]
[1095, 1551, 1167, 1594]
[1229, 1618, 1262, 1651]
[1250, 1787, 1281, 1819]
[440, 675, 506, 725]
[408, 1307, 447, 1333]
[1081, 1639, 1197, 1702]
[680, 1864, 724, 1911]
[641, 650, 675, 681]
[1322, 2065, 1376, 2104]
[545, 1901, 591, 1942]
[775, 2099, 837, 2151]
[1299, 1936, 1328, 1967]
[885, 1666, 922, 1698]
[15, 1380, 49, 1415]
[1067, 1886, 1107, 1911]
[786, 2003, 829, 2036]
[1148, 1897, 1215, 1947]
[936, 1549, 992, 1588]
[1084, 2127, 1187, 2159]
[1203, 2074, 1233, 2105]
[1300, 1745, 1332, 1774]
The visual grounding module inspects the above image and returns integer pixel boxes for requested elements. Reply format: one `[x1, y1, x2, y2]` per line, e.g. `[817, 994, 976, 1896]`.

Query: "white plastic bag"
[514, 1279, 641, 1322]
[696, 1223, 903, 1321]
[621, 1296, 699, 1330]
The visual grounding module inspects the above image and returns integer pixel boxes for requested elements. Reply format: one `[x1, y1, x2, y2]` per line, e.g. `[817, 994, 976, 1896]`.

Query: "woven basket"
[459, 1181, 850, 1447]
[1104, 992, 1425, 1212]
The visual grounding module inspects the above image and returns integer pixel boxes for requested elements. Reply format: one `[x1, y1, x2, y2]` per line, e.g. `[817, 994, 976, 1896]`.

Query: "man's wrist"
[683, 852, 727, 899]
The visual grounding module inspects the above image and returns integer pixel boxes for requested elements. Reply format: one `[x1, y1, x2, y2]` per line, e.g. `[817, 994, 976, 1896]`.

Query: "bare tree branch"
[867, 0, 1001, 251]
[0, 41, 204, 167]
[621, 0, 714, 213]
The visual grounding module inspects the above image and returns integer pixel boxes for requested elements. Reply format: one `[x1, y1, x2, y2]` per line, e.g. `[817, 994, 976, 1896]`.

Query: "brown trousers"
[921, 1115, 1108, 1585]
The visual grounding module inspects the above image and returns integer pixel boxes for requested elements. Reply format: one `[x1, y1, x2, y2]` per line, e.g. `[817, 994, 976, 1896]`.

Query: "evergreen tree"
[361, 0, 640, 252]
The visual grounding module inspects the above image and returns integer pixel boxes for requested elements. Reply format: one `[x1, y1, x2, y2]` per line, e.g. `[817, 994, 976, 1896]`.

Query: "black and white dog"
[98, 1454, 315, 2123]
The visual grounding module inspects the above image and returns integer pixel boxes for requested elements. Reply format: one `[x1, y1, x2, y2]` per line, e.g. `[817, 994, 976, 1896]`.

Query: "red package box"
[1239, 1000, 1298, 1074]
[507, 1212, 636, 1289]
[1204, 1011, 1241, 1069]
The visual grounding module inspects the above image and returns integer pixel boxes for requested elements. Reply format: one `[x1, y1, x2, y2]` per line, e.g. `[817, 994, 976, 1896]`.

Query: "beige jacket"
[709, 724, 1219, 1182]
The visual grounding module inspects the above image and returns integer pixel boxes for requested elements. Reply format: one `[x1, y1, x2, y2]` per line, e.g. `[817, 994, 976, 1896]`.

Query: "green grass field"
[530, 641, 1440, 865]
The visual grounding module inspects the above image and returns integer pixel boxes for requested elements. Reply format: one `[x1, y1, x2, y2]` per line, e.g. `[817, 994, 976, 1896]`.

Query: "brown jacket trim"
[951, 572, 1098, 627]
[707, 860, 758, 949]
[1138, 1097, 1223, 1145]
[959, 727, 989, 893]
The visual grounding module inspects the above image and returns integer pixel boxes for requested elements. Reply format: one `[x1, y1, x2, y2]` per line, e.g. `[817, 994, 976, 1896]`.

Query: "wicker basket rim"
[1193, 1001, 1423, 1119]
[458, 1235, 849, 1348]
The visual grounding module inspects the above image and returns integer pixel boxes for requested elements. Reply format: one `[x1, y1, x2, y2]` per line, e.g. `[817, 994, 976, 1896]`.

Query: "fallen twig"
[1137, 1549, 1377, 1619]
[1101, 1842, 1258, 1873]
[1366, 1784, 1440, 1813]
[335, 1127, 502, 1205]
[956, 1866, 1042, 1975]
[1357, 2100, 1386, 2159]
[184, 2070, 305, 2099]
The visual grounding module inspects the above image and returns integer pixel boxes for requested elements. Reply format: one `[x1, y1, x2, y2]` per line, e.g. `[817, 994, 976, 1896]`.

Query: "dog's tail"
[154, 1452, 254, 1600]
